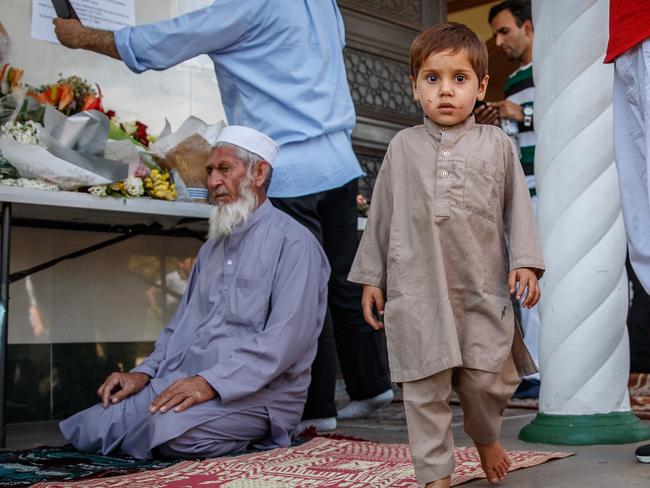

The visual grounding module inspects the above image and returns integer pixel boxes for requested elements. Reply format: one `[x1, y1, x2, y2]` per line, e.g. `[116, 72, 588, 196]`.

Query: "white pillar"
[520, 0, 650, 444]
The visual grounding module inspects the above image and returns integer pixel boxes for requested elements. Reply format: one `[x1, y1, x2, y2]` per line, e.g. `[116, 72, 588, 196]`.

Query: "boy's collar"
[423, 115, 476, 142]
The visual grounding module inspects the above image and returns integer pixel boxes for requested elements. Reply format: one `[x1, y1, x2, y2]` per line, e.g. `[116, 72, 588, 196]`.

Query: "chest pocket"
[463, 157, 500, 222]
[225, 277, 269, 329]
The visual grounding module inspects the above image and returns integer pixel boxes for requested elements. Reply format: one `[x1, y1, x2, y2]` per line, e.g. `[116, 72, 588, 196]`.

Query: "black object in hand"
[372, 304, 384, 323]
[51, 0, 80, 20]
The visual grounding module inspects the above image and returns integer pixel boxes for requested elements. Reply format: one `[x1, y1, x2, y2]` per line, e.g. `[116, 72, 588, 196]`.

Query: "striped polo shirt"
[504, 63, 535, 194]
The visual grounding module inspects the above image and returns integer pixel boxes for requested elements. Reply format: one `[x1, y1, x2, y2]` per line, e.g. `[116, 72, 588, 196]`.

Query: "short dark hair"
[488, 0, 532, 27]
[409, 22, 488, 81]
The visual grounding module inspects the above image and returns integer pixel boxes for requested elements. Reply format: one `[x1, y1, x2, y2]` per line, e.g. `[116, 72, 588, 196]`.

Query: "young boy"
[348, 22, 544, 488]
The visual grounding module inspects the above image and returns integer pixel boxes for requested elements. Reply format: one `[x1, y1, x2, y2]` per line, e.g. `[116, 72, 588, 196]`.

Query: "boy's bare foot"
[475, 441, 511, 485]
[425, 476, 451, 488]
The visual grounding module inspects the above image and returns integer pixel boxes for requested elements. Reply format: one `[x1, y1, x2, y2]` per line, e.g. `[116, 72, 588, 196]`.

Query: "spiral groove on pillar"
[532, 0, 630, 415]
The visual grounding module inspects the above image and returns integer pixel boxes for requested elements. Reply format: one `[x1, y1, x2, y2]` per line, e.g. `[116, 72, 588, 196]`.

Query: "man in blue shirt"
[53, 0, 393, 430]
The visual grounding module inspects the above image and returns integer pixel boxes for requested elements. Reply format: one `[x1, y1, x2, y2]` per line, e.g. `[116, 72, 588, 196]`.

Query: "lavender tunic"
[60, 200, 330, 458]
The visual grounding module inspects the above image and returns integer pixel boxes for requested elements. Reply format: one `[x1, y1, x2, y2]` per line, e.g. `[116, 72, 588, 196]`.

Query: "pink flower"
[134, 165, 149, 178]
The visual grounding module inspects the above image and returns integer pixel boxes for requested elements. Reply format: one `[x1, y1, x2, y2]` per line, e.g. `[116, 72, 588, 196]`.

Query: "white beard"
[208, 173, 258, 240]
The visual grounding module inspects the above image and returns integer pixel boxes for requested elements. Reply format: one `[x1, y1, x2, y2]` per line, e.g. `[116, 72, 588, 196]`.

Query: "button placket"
[223, 236, 235, 286]
[435, 129, 457, 218]
[222, 237, 237, 321]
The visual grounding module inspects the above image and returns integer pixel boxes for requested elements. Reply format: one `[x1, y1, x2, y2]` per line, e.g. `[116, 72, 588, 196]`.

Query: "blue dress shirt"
[114, 0, 363, 197]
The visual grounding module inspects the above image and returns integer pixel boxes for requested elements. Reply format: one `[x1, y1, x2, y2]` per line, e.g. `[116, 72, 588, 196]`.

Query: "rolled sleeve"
[113, 1, 255, 73]
[114, 27, 148, 73]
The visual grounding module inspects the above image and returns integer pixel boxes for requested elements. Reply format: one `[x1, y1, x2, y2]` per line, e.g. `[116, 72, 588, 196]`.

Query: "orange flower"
[0, 64, 24, 95]
[8, 67, 23, 89]
[27, 90, 52, 105]
[57, 84, 74, 111]
[81, 94, 103, 112]
[48, 84, 61, 105]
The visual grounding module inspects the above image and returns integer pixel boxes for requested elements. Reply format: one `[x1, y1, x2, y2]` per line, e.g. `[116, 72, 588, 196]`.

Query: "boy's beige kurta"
[349, 115, 544, 383]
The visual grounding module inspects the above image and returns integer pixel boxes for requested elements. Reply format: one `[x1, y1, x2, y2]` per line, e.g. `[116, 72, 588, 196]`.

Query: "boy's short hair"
[488, 0, 532, 26]
[409, 22, 488, 81]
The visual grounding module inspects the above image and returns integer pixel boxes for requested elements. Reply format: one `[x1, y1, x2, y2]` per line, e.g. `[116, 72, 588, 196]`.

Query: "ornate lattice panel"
[339, 0, 422, 24]
[345, 49, 421, 126]
[357, 152, 384, 200]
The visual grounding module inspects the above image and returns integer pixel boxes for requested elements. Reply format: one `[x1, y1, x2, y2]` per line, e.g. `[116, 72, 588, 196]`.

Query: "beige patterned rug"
[32, 437, 573, 487]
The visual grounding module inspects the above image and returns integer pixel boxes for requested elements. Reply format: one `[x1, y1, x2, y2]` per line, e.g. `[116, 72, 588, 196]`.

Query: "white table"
[0, 186, 212, 228]
[0, 187, 211, 445]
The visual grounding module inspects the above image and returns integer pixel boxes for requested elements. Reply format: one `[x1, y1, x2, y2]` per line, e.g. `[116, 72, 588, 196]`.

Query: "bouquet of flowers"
[27, 75, 104, 117]
[87, 167, 177, 201]
[108, 116, 153, 148]
[0, 67, 196, 203]
[0, 120, 58, 189]
[1, 120, 42, 146]
[149, 117, 224, 201]
[0, 63, 44, 129]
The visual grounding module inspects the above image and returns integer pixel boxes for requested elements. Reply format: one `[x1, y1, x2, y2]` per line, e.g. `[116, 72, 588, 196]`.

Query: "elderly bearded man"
[59, 126, 330, 459]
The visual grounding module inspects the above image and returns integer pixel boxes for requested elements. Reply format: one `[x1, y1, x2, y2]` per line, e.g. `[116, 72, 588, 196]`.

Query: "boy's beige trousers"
[402, 355, 521, 484]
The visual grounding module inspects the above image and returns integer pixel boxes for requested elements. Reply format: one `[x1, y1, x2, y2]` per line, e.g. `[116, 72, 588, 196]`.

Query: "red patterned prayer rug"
[32, 437, 573, 487]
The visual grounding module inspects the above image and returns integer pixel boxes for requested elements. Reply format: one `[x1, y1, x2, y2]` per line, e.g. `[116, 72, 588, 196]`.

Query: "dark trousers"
[627, 257, 650, 373]
[271, 178, 391, 419]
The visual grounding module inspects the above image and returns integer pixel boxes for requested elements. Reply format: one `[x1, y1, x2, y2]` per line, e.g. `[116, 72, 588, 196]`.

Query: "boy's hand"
[361, 285, 385, 330]
[508, 268, 540, 309]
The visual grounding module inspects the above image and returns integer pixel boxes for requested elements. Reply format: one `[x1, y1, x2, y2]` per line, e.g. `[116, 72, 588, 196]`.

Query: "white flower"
[88, 185, 108, 197]
[1, 121, 43, 146]
[123, 176, 144, 197]
[0, 177, 59, 191]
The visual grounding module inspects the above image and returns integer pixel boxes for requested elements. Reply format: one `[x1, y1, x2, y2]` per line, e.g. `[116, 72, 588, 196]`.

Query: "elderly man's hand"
[97, 372, 150, 408]
[150, 376, 217, 414]
[53, 18, 86, 49]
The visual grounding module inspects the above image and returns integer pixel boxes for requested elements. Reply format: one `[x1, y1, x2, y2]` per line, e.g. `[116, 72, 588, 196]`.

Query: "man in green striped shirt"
[476, 0, 535, 196]
[502, 63, 535, 192]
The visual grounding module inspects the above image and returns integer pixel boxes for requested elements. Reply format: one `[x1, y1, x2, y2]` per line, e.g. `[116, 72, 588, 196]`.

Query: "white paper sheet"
[31, 0, 135, 44]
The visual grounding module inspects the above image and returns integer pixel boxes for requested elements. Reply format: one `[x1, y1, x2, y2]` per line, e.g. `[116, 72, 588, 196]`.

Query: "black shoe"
[512, 379, 540, 399]
[635, 444, 650, 463]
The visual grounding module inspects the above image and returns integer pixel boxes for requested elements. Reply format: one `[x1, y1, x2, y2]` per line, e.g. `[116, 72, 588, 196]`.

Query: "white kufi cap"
[216, 125, 279, 167]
